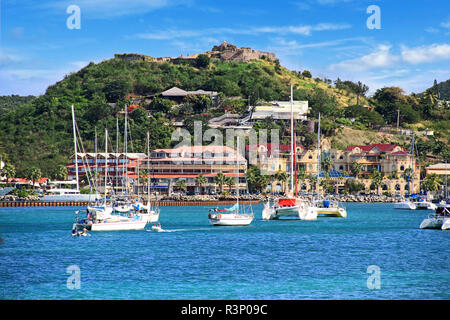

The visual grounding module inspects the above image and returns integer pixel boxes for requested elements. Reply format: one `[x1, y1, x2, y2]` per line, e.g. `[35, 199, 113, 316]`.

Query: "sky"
[0, 0, 449, 96]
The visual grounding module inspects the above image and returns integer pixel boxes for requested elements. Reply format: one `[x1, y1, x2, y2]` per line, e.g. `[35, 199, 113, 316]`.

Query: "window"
[400, 165, 405, 171]
[339, 155, 344, 160]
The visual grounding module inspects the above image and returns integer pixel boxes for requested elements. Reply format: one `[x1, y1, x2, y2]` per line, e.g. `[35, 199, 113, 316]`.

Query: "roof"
[160, 87, 218, 97]
[426, 163, 450, 170]
[245, 143, 305, 153]
[346, 144, 405, 153]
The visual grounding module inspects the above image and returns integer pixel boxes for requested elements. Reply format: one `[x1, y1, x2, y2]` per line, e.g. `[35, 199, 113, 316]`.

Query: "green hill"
[0, 44, 448, 177]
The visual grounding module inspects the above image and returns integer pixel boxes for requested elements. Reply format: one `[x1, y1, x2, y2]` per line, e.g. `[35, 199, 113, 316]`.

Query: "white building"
[250, 101, 308, 120]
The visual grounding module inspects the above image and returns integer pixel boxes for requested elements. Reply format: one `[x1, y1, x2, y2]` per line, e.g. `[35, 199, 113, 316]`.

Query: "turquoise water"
[0, 203, 448, 300]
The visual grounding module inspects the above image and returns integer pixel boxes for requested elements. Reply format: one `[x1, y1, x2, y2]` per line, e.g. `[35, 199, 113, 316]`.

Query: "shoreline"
[0, 194, 423, 207]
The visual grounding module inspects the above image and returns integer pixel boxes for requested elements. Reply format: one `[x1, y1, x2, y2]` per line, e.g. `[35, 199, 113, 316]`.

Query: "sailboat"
[87, 128, 113, 216]
[262, 85, 315, 220]
[394, 133, 418, 210]
[43, 105, 100, 202]
[309, 113, 347, 218]
[136, 131, 160, 224]
[208, 137, 254, 226]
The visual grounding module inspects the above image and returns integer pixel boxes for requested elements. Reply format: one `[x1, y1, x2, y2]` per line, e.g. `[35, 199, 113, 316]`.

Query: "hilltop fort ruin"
[114, 41, 277, 64]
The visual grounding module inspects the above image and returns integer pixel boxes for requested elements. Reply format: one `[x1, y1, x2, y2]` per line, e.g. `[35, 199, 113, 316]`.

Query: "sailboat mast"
[316, 113, 321, 199]
[236, 136, 240, 210]
[116, 117, 119, 194]
[147, 131, 151, 210]
[124, 105, 128, 196]
[104, 128, 108, 204]
[409, 132, 415, 195]
[71, 105, 79, 192]
[95, 127, 98, 188]
[290, 85, 294, 195]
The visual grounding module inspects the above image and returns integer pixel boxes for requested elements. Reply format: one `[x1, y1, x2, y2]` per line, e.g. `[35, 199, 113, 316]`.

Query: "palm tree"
[53, 165, 68, 181]
[225, 176, 235, 193]
[350, 161, 362, 178]
[321, 156, 332, 177]
[175, 179, 187, 194]
[421, 174, 441, 193]
[215, 172, 226, 194]
[27, 166, 42, 190]
[195, 174, 207, 194]
[276, 170, 289, 194]
[3, 163, 15, 183]
[307, 175, 317, 192]
[371, 168, 383, 195]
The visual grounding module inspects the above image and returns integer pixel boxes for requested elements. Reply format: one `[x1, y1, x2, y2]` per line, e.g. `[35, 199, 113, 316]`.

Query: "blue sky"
[1, 0, 449, 96]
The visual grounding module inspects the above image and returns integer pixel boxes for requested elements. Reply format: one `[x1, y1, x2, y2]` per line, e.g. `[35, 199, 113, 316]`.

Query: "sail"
[225, 203, 239, 212]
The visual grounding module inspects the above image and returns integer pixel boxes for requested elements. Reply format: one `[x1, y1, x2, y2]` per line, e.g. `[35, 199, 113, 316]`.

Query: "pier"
[0, 200, 261, 208]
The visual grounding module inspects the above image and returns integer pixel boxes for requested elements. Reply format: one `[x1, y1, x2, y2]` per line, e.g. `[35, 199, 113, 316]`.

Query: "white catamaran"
[262, 84, 315, 221]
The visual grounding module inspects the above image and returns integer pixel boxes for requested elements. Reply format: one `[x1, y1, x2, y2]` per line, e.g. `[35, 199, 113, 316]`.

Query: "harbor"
[0, 203, 448, 300]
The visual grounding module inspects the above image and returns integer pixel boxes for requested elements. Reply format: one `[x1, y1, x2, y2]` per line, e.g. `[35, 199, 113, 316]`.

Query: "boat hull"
[315, 207, 347, 218]
[394, 201, 417, 210]
[420, 217, 445, 229]
[209, 213, 253, 226]
[441, 218, 450, 230]
[415, 202, 437, 210]
[42, 194, 100, 202]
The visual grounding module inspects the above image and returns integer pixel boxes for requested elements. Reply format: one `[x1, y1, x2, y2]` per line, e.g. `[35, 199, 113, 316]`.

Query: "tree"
[302, 70, 312, 78]
[421, 174, 441, 192]
[175, 179, 187, 193]
[195, 174, 207, 194]
[103, 79, 131, 103]
[225, 176, 236, 193]
[275, 170, 289, 194]
[321, 156, 333, 175]
[371, 168, 383, 195]
[52, 165, 68, 181]
[149, 97, 176, 113]
[215, 172, 226, 194]
[350, 162, 362, 178]
[27, 166, 42, 190]
[196, 54, 210, 68]
[3, 163, 16, 183]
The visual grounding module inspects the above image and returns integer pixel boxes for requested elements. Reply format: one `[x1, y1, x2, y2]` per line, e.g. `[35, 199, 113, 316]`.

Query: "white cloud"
[136, 23, 351, 40]
[43, 0, 182, 18]
[441, 21, 450, 29]
[401, 43, 450, 64]
[328, 45, 399, 72]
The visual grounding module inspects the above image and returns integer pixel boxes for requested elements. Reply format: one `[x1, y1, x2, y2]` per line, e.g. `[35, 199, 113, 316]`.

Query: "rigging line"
[74, 121, 94, 192]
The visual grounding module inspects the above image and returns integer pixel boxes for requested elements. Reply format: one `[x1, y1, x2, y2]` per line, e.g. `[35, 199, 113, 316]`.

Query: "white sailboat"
[87, 128, 113, 216]
[262, 85, 315, 220]
[208, 137, 254, 226]
[138, 132, 160, 224]
[394, 133, 418, 210]
[43, 105, 100, 202]
[309, 113, 347, 218]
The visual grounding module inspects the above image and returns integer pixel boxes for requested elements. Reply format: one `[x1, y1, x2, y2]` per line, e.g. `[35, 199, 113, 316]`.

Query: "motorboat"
[75, 209, 147, 231]
[414, 198, 437, 210]
[208, 206, 254, 226]
[310, 199, 347, 218]
[394, 200, 417, 210]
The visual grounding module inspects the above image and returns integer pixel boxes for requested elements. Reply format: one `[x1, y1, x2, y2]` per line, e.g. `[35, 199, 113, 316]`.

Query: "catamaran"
[308, 113, 347, 218]
[262, 85, 315, 221]
[420, 206, 450, 230]
[208, 137, 254, 226]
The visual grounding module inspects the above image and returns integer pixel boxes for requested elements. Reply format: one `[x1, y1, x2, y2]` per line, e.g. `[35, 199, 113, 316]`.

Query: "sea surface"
[0, 203, 448, 300]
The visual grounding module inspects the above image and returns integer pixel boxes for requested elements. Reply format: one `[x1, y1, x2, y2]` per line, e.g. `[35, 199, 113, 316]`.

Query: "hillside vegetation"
[0, 46, 448, 177]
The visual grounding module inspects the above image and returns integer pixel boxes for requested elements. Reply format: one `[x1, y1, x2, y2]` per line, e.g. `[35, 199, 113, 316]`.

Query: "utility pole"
[396, 109, 400, 132]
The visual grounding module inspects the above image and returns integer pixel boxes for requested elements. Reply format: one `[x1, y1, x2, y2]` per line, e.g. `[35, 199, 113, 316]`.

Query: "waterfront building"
[246, 143, 420, 195]
[67, 153, 147, 193]
[141, 145, 247, 195]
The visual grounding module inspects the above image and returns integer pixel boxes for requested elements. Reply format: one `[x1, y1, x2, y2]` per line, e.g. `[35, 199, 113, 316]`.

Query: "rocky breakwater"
[0, 194, 41, 202]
